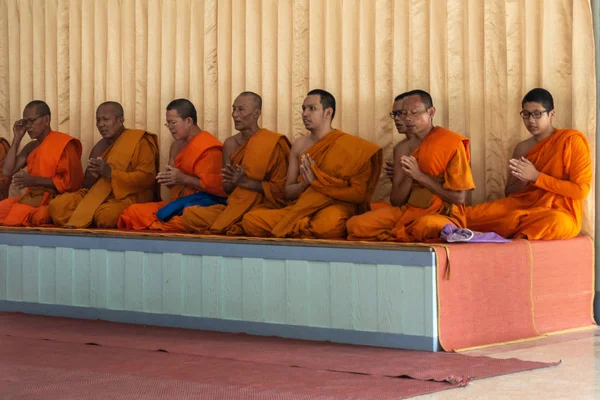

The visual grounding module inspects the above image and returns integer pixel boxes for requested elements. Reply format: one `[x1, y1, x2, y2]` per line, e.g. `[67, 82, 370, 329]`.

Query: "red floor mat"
[0, 313, 560, 399]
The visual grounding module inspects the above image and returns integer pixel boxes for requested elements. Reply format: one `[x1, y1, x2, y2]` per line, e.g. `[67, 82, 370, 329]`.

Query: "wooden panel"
[143, 252, 163, 313]
[401, 265, 428, 336]
[162, 253, 182, 315]
[73, 249, 91, 307]
[21, 246, 39, 303]
[286, 260, 309, 326]
[307, 261, 330, 328]
[354, 263, 378, 332]
[107, 251, 125, 310]
[0, 245, 6, 300]
[221, 257, 242, 320]
[181, 255, 202, 316]
[38, 247, 56, 304]
[201, 256, 222, 318]
[242, 257, 263, 322]
[330, 261, 353, 330]
[55, 247, 74, 306]
[124, 251, 144, 311]
[6, 246, 23, 301]
[263, 259, 286, 323]
[89, 249, 108, 309]
[377, 264, 405, 334]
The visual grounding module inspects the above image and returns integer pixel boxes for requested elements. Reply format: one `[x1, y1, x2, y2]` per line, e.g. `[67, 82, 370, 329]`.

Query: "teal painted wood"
[0, 245, 435, 338]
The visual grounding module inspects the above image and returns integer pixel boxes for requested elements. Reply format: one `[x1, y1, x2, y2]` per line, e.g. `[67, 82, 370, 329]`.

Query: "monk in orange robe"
[242, 89, 382, 239]
[0, 137, 12, 200]
[467, 88, 592, 240]
[182, 92, 290, 235]
[347, 90, 475, 242]
[48, 102, 159, 228]
[0, 101, 83, 226]
[118, 98, 226, 231]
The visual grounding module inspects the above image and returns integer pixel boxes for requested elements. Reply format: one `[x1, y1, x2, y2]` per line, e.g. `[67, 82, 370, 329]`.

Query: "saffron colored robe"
[346, 126, 475, 242]
[0, 138, 11, 200]
[242, 129, 382, 239]
[0, 131, 83, 226]
[182, 129, 290, 235]
[117, 131, 225, 231]
[466, 129, 591, 240]
[49, 129, 159, 228]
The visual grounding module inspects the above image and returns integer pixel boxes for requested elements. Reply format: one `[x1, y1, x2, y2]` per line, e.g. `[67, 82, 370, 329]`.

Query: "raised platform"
[0, 228, 439, 351]
[0, 228, 594, 352]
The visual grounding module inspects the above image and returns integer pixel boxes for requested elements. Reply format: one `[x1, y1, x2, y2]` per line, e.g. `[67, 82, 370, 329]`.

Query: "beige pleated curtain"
[0, 0, 596, 235]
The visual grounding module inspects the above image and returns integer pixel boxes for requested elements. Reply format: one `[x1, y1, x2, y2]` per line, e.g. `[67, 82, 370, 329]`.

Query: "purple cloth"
[440, 224, 511, 243]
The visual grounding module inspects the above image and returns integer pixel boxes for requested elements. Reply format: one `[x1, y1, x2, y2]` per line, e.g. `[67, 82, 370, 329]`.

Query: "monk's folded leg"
[404, 214, 457, 242]
[0, 197, 20, 222]
[94, 201, 130, 229]
[150, 215, 186, 232]
[304, 204, 357, 239]
[242, 208, 288, 237]
[346, 206, 404, 241]
[48, 192, 86, 226]
[515, 210, 580, 240]
[182, 204, 227, 234]
[118, 202, 166, 230]
[29, 206, 52, 226]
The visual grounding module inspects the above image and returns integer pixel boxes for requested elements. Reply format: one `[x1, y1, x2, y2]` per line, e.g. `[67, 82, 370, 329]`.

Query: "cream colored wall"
[0, 0, 595, 234]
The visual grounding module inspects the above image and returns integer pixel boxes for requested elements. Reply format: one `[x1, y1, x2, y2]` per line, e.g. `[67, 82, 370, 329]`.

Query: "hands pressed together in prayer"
[157, 165, 185, 186]
[299, 154, 316, 186]
[222, 164, 246, 187]
[509, 157, 540, 183]
[88, 157, 111, 179]
[400, 155, 422, 181]
[12, 170, 35, 190]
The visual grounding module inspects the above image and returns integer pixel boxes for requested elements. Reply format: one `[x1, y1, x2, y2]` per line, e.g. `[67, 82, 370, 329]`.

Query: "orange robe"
[0, 138, 11, 200]
[182, 129, 290, 235]
[49, 130, 159, 228]
[117, 131, 225, 232]
[242, 129, 382, 239]
[346, 126, 475, 242]
[0, 131, 83, 227]
[466, 129, 591, 240]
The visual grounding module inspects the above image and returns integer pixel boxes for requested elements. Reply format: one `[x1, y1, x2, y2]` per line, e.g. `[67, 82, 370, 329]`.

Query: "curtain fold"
[0, 0, 595, 235]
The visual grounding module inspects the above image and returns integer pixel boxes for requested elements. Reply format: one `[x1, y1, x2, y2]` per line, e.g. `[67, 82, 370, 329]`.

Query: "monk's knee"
[94, 203, 127, 229]
[241, 211, 272, 237]
[521, 211, 579, 240]
[181, 206, 210, 234]
[407, 215, 450, 241]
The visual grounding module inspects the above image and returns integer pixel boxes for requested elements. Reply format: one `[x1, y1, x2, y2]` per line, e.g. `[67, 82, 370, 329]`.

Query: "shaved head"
[25, 100, 51, 117]
[98, 101, 124, 117]
[238, 91, 262, 111]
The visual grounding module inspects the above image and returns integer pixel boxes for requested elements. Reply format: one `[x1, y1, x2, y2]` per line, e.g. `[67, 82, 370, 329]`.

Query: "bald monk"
[182, 92, 290, 235]
[118, 98, 226, 231]
[48, 102, 158, 228]
[347, 90, 475, 242]
[373, 92, 423, 211]
[0, 137, 11, 200]
[467, 88, 592, 240]
[242, 89, 382, 239]
[0, 101, 83, 226]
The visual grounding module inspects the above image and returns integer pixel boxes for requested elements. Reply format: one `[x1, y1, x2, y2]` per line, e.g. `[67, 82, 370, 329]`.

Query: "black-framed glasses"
[389, 111, 403, 119]
[22, 115, 44, 125]
[520, 110, 548, 120]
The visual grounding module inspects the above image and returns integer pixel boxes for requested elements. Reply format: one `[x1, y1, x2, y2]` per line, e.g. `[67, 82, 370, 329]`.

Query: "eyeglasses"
[520, 110, 548, 120]
[389, 111, 403, 119]
[22, 115, 44, 125]
[390, 109, 429, 119]
[164, 119, 183, 128]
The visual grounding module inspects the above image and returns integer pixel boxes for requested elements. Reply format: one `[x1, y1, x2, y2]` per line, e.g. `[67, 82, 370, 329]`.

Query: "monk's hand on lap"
[400, 156, 422, 181]
[509, 157, 539, 182]
[13, 170, 33, 189]
[88, 157, 111, 179]
[384, 161, 395, 181]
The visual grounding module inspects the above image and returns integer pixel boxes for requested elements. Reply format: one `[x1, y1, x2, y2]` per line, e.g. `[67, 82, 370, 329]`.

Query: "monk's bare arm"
[284, 139, 309, 201]
[505, 141, 530, 197]
[221, 137, 238, 194]
[82, 142, 106, 189]
[237, 176, 264, 193]
[3, 140, 35, 177]
[390, 142, 413, 207]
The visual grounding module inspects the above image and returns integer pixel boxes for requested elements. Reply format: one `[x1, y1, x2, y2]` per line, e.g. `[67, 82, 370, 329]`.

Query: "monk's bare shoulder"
[290, 134, 313, 157]
[170, 140, 187, 158]
[512, 137, 536, 159]
[223, 133, 244, 154]
[88, 138, 110, 159]
[19, 141, 39, 159]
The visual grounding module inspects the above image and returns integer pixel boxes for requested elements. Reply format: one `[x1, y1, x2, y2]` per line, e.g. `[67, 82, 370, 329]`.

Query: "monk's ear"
[548, 109, 555, 121]
[428, 106, 436, 119]
[117, 115, 125, 125]
[325, 107, 333, 120]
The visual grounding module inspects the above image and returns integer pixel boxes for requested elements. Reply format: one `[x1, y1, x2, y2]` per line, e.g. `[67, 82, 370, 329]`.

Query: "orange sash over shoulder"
[171, 131, 225, 199]
[210, 129, 290, 234]
[271, 130, 382, 238]
[65, 130, 158, 228]
[0, 138, 11, 199]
